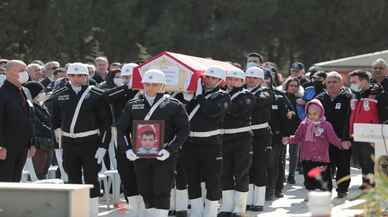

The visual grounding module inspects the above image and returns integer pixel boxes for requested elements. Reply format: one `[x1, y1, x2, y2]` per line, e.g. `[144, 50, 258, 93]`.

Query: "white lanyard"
[188, 92, 216, 121]
[70, 86, 93, 134]
[144, 94, 169, 121]
[230, 90, 245, 100]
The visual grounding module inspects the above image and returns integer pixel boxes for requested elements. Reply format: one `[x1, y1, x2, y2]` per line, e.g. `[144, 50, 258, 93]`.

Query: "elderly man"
[27, 63, 43, 81]
[0, 60, 36, 182]
[41, 61, 60, 91]
[371, 58, 388, 91]
[93, 56, 109, 83]
[316, 71, 352, 198]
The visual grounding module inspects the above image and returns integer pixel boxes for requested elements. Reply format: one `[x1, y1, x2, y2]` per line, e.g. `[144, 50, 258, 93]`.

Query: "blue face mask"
[0, 74, 5, 87]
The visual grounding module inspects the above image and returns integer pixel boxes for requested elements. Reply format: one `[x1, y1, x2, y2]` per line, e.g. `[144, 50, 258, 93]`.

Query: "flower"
[308, 167, 322, 178]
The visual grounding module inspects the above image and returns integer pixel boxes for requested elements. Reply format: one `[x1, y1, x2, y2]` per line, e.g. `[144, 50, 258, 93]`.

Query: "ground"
[99, 154, 365, 217]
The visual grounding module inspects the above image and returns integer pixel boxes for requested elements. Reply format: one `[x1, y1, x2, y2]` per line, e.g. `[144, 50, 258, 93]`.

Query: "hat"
[142, 69, 167, 84]
[203, 66, 226, 80]
[290, 62, 305, 71]
[66, 63, 89, 75]
[24, 81, 44, 99]
[121, 63, 138, 76]
[227, 69, 245, 80]
[245, 66, 264, 79]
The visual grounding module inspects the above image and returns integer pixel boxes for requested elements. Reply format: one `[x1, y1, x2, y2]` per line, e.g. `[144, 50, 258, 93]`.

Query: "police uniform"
[218, 86, 254, 216]
[103, 85, 140, 197]
[268, 89, 292, 199]
[51, 82, 112, 198]
[247, 85, 273, 210]
[183, 85, 229, 217]
[118, 92, 189, 213]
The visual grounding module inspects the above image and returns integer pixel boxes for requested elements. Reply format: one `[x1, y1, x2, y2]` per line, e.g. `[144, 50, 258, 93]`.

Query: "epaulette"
[90, 86, 105, 96]
[105, 85, 127, 97]
[48, 86, 69, 100]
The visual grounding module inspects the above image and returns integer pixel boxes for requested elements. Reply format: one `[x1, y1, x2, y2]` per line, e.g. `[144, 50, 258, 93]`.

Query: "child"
[283, 99, 351, 193]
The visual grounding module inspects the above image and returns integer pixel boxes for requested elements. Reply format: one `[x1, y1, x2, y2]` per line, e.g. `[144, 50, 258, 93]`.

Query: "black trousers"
[249, 129, 272, 187]
[176, 152, 188, 190]
[134, 157, 176, 209]
[183, 142, 222, 201]
[62, 136, 101, 198]
[329, 145, 352, 193]
[353, 142, 375, 179]
[0, 147, 28, 182]
[302, 161, 331, 191]
[116, 148, 139, 197]
[222, 136, 252, 192]
[267, 135, 282, 192]
[276, 144, 286, 193]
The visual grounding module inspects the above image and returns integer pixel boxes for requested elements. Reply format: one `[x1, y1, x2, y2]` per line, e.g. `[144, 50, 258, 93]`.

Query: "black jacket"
[0, 80, 33, 150]
[270, 89, 293, 138]
[50, 83, 112, 148]
[316, 89, 352, 140]
[186, 87, 230, 145]
[118, 93, 189, 154]
[286, 92, 302, 135]
[249, 86, 273, 127]
[223, 87, 254, 142]
[31, 102, 55, 150]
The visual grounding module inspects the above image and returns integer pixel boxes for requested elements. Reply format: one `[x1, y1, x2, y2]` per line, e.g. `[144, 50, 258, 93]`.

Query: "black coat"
[0, 80, 33, 150]
[118, 93, 189, 154]
[50, 83, 112, 148]
[31, 102, 55, 150]
[316, 89, 352, 140]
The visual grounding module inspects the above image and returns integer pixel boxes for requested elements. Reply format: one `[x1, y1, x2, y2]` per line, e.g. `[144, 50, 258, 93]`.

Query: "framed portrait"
[132, 120, 165, 158]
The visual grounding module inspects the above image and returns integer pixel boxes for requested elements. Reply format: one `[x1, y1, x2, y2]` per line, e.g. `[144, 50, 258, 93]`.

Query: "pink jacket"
[290, 99, 344, 163]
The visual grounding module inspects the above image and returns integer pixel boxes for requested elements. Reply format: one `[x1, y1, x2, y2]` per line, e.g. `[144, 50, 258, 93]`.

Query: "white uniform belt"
[62, 129, 100, 138]
[189, 129, 222, 138]
[223, 126, 251, 134]
[250, 122, 269, 130]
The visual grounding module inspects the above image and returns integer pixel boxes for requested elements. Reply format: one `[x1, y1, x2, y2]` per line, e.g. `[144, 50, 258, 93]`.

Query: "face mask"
[18, 71, 29, 84]
[350, 83, 361, 92]
[113, 78, 124, 86]
[0, 74, 5, 87]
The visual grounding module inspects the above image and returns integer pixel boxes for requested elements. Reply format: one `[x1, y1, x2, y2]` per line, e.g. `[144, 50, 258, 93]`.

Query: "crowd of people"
[0, 53, 387, 217]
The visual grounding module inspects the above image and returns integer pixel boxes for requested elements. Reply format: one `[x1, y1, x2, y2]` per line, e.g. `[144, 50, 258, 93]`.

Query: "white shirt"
[144, 93, 156, 105]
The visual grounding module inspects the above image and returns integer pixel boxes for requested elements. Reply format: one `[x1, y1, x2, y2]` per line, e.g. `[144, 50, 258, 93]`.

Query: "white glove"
[54, 148, 63, 163]
[54, 128, 62, 148]
[156, 149, 170, 161]
[94, 148, 107, 164]
[126, 149, 139, 161]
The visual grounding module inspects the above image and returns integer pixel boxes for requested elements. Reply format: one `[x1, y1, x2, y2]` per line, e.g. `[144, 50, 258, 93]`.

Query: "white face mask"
[113, 78, 124, 86]
[0, 74, 5, 87]
[18, 71, 29, 84]
[350, 83, 361, 92]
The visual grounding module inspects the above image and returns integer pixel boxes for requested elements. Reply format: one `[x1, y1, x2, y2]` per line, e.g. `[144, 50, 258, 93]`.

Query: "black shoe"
[251, 205, 264, 212]
[168, 210, 175, 216]
[336, 192, 347, 199]
[246, 205, 253, 211]
[175, 211, 188, 217]
[275, 189, 284, 198]
[265, 191, 275, 201]
[231, 213, 246, 217]
[217, 212, 233, 217]
[287, 176, 296, 184]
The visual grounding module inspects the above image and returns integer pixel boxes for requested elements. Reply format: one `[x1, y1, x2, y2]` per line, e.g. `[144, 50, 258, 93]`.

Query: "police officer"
[218, 69, 254, 217]
[50, 63, 112, 216]
[245, 67, 273, 211]
[265, 69, 293, 200]
[101, 63, 144, 216]
[118, 69, 189, 217]
[183, 66, 230, 217]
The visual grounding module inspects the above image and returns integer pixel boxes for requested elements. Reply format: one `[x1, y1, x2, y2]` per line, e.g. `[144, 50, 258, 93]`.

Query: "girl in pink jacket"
[283, 99, 350, 192]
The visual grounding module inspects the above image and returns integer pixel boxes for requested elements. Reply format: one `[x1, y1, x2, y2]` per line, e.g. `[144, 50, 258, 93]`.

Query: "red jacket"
[349, 95, 380, 136]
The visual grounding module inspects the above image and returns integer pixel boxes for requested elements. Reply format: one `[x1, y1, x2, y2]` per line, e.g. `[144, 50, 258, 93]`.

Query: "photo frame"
[132, 120, 165, 158]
